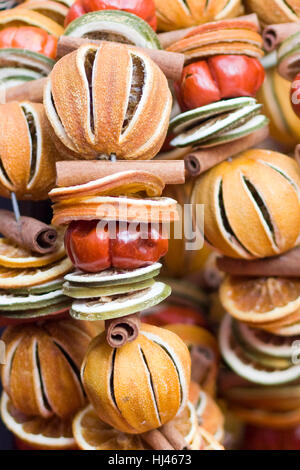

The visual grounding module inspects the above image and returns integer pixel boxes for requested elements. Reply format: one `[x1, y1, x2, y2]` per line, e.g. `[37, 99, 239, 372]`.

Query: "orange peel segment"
[49, 171, 165, 201]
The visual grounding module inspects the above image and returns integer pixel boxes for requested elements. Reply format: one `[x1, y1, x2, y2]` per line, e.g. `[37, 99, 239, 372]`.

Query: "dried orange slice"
[52, 196, 179, 225]
[220, 275, 300, 324]
[0, 9, 63, 36]
[73, 402, 201, 450]
[0, 238, 65, 269]
[49, 171, 165, 201]
[16, 1, 68, 26]
[0, 392, 75, 450]
[0, 257, 73, 289]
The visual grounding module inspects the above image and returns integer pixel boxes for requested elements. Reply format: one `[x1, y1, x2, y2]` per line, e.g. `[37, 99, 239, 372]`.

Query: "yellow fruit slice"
[73, 402, 201, 450]
[0, 392, 75, 450]
[0, 238, 65, 269]
[0, 257, 73, 289]
[220, 275, 300, 324]
[0, 9, 63, 36]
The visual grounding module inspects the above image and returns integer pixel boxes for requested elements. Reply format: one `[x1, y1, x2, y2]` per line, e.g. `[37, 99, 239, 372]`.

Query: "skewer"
[10, 192, 20, 222]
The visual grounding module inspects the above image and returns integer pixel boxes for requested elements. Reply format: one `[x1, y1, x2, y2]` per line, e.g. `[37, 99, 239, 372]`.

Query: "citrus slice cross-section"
[219, 315, 300, 385]
[72, 401, 201, 450]
[0, 238, 66, 269]
[1, 393, 75, 450]
[70, 282, 171, 321]
[0, 257, 73, 289]
[220, 275, 300, 324]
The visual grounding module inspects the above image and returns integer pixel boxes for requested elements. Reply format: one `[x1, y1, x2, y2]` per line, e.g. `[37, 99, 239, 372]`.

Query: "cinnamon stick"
[141, 423, 188, 450]
[217, 247, 300, 277]
[105, 313, 141, 348]
[56, 160, 185, 187]
[141, 429, 174, 451]
[159, 422, 188, 450]
[4, 77, 46, 103]
[184, 125, 269, 176]
[263, 22, 300, 52]
[4, 40, 184, 104]
[0, 210, 57, 254]
[278, 51, 300, 81]
[56, 37, 184, 82]
[158, 13, 260, 49]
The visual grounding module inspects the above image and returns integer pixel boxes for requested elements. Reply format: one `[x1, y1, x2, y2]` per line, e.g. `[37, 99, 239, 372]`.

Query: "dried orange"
[220, 275, 300, 324]
[0, 392, 75, 450]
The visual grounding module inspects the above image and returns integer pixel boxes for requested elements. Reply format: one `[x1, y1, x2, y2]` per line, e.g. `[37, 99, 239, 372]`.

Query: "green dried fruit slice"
[170, 102, 262, 148]
[70, 281, 171, 321]
[63, 278, 155, 299]
[64, 10, 161, 50]
[0, 48, 54, 76]
[219, 315, 300, 386]
[0, 289, 66, 311]
[234, 321, 299, 358]
[0, 300, 70, 320]
[169, 97, 257, 135]
[64, 263, 161, 287]
[3, 278, 65, 296]
[198, 115, 269, 148]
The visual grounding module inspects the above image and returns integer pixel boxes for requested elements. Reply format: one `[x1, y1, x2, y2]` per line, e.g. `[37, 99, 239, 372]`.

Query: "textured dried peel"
[192, 149, 300, 259]
[1, 319, 93, 419]
[45, 43, 172, 160]
[81, 324, 190, 434]
[0, 101, 56, 200]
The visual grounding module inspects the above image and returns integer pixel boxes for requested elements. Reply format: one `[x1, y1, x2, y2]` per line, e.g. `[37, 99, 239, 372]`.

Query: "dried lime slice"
[219, 315, 300, 385]
[63, 278, 155, 299]
[0, 289, 66, 311]
[70, 281, 171, 321]
[170, 103, 262, 148]
[0, 300, 70, 321]
[64, 10, 161, 49]
[234, 321, 299, 358]
[65, 263, 161, 287]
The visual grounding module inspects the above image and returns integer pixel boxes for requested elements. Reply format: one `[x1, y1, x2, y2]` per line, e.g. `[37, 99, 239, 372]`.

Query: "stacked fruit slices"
[0, 232, 72, 325]
[49, 170, 177, 323]
[218, 275, 300, 429]
[163, 18, 268, 154]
